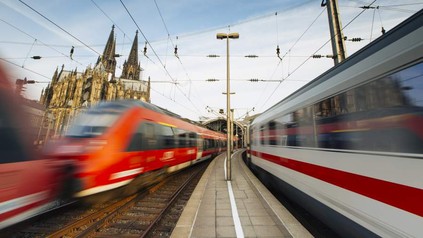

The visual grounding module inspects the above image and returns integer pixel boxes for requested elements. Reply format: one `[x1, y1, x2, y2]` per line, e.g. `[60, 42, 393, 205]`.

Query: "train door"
[196, 136, 203, 161]
[125, 122, 158, 172]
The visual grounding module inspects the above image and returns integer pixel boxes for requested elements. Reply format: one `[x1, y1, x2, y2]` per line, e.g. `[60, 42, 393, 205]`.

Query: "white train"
[248, 10, 423, 237]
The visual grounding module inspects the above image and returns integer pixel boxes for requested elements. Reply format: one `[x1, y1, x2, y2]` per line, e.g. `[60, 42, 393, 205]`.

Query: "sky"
[0, 0, 421, 121]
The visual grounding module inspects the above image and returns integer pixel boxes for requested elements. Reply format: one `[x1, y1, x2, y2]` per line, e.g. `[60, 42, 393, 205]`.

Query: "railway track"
[6, 160, 209, 238]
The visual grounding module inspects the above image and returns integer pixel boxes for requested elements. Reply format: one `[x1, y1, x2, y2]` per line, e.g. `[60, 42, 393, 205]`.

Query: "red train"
[0, 64, 65, 229]
[46, 100, 226, 198]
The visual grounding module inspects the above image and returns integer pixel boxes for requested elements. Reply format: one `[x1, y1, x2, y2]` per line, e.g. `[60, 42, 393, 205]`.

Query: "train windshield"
[65, 110, 121, 138]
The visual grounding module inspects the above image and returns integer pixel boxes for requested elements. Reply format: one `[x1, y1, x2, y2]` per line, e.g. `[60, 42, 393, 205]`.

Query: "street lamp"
[217, 32, 239, 181]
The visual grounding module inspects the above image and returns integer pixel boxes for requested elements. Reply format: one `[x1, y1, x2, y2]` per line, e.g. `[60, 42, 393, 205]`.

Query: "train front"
[45, 102, 136, 199]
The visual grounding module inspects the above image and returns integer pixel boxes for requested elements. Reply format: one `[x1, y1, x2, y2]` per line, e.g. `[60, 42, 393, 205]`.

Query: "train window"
[203, 139, 209, 150]
[66, 110, 120, 138]
[312, 61, 423, 153]
[176, 129, 188, 147]
[256, 63, 423, 153]
[126, 123, 143, 151]
[394, 62, 423, 107]
[260, 125, 266, 145]
[268, 121, 278, 146]
[251, 126, 260, 146]
[188, 133, 197, 147]
[159, 125, 176, 149]
[140, 123, 157, 150]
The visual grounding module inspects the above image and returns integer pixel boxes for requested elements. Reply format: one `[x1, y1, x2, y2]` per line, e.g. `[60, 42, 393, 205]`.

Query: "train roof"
[90, 100, 162, 114]
[253, 9, 423, 125]
[91, 99, 224, 134]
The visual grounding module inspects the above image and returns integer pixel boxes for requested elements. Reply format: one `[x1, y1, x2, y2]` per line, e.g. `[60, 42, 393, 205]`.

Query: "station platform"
[171, 150, 312, 238]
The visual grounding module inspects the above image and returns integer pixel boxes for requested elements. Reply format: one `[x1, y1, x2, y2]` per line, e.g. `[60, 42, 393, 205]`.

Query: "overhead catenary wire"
[4, 0, 416, 121]
[279, 6, 327, 63]
[90, 0, 133, 66]
[153, 0, 194, 99]
[120, 0, 204, 117]
[0, 58, 51, 79]
[252, 6, 327, 111]
[19, 0, 101, 56]
[258, 0, 377, 111]
[119, 0, 175, 83]
[90, 0, 128, 38]
[22, 39, 37, 68]
[342, 1, 421, 14]
[0, 18, 85, 66]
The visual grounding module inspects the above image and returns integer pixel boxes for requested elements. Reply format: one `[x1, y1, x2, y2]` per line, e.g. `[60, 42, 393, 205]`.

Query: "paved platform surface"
[171, 149, 312, 238]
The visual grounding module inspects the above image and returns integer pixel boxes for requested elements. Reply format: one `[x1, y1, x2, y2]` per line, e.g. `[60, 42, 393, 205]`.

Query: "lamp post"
[217, 32, 239, 181]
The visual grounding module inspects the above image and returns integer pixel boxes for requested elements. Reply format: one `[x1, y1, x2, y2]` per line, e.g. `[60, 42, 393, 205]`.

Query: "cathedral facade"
[40, 26, 150, 137]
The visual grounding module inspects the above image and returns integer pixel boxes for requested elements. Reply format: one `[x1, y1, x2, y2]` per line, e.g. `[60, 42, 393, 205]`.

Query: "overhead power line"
[120, 0, 204, 117]
[0, 58, 51, 79]
[259, 0, 377, 111]
[153, 0, 195, 101]
[19, 0, 101, 56]
[119, 0, 174, 82]
[0, 18, 85, 66]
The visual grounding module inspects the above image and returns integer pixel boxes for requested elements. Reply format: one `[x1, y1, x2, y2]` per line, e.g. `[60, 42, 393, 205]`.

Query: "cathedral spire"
[128, 30, 138, 67]
[96, 25, 117, 78]
[121, 30, 141, 80]
[103, 25, 115, 60]
[51, 66, 59, 84]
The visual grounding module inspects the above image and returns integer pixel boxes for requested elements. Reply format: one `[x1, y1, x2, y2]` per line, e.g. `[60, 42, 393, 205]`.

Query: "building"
[40, 26, 150, 138]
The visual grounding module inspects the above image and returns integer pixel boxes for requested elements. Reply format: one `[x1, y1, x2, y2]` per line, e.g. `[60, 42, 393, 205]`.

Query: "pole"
[217, 32, 238, 181]
[325, 0, 346, 65]
[226, 36, 231, 181]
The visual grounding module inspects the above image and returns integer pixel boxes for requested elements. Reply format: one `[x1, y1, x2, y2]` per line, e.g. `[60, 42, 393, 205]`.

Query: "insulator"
[276, 45, 280, 56]
[31, 56, 42, 60]
[207, 54, 220, 58]
[174, 45, 178, 55]
[245, 55, 258, 58]
[312, 55, 323, 58]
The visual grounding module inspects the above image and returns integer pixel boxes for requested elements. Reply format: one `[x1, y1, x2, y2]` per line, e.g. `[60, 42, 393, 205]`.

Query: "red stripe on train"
[251, 150, 423, 217]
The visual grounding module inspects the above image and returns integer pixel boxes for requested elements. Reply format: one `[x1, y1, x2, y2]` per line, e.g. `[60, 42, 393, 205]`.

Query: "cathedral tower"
[121, 30, 141, 80]
[96, 25, 117, 78]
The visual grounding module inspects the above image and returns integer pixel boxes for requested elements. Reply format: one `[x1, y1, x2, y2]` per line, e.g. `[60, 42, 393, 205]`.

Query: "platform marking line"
[226, 154, 245, 238]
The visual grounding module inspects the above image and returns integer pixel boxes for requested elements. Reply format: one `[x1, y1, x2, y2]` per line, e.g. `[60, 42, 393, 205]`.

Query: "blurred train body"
[248, 10, 423, 237]
[0, 65, 64, 229]
[47, 100, 226, 198]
